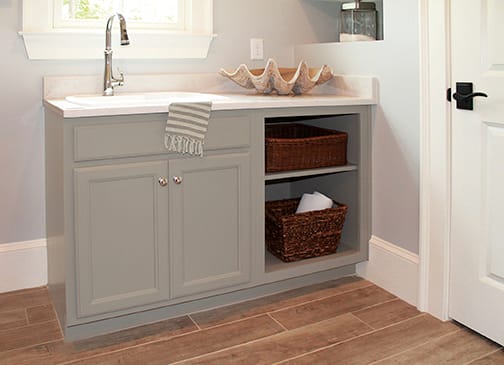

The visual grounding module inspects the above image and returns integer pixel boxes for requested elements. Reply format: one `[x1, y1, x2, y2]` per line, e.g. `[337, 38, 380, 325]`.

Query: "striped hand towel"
[164, 102, 212, 157]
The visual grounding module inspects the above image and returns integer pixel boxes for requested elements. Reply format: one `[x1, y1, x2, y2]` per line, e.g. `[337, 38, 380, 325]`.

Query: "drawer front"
[73, 113, 251, 162]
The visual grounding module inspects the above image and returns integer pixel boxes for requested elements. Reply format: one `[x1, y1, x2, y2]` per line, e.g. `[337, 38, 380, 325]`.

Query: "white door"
[450, 0, 504, 345]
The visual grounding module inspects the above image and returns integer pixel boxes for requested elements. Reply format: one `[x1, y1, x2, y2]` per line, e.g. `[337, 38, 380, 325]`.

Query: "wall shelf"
[265, 243, 361, 274]
[265, 164, 358, 181]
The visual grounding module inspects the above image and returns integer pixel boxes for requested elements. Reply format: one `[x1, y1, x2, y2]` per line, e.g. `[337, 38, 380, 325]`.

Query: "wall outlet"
[250, 38, 264, 60]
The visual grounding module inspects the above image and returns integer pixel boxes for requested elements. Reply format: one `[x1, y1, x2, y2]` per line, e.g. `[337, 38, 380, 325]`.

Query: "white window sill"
[19, 30, 216, 60]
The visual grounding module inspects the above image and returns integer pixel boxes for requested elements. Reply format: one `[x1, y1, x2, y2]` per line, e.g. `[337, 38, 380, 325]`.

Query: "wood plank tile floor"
[0, 276, 502, 365]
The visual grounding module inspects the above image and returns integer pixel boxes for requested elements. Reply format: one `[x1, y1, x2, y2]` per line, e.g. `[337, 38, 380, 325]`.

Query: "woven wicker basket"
[265, 198, 348, 262]
[265, 123, 348, 172]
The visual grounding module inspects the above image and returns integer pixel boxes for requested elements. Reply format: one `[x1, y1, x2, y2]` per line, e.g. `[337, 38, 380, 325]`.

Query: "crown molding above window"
[20, 0, 215, 60]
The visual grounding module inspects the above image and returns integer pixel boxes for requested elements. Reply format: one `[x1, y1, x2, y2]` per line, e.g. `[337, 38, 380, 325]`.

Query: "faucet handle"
[116, 68, 124, 81]
[112, 68, 125, 86]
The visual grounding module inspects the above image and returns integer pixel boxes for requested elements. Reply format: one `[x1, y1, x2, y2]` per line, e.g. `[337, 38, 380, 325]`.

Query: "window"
[20, 0, 215, 60]
[53, 0, 184, 30]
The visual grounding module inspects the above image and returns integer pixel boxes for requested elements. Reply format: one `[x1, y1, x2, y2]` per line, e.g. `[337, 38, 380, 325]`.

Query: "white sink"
[65, 92, 229, 107]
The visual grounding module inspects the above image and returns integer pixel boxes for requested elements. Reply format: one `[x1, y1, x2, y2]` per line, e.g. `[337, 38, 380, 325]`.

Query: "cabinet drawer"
[73, 113, 251, 161]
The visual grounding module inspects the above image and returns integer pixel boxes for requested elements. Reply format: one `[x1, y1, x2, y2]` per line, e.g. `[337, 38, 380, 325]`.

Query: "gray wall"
[0, 0, 339, 245]
[1, 0, 421, 255]
[296, 0, 420, 253]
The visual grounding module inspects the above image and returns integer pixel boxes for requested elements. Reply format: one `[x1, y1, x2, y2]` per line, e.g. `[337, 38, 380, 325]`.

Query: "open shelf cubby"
[263, 111, 371, 277]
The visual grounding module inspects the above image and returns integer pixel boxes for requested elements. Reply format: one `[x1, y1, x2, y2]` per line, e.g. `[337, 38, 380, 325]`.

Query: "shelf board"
[264, 243, 361, 274]
[265, 164, 358, 181]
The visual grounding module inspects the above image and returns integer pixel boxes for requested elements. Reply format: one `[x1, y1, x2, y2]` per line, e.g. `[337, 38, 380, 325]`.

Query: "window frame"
[52, 0, 186, 31]
[20, 0, 215, 60]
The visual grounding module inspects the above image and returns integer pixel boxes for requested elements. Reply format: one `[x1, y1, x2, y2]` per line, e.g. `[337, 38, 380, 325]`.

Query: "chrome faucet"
[103, 13, 130, 96]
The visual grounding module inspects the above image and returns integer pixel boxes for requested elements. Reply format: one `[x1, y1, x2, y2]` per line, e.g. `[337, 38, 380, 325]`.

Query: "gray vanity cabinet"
[74, 161, 170, 317]
[45, 104, 372, 341]
[169, 153, 251, 298]
[45, 110, 256, 336]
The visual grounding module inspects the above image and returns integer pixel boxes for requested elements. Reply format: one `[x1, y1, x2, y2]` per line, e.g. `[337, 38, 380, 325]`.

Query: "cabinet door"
[169, 153, 251, 298]
[74, 161, 169, 318]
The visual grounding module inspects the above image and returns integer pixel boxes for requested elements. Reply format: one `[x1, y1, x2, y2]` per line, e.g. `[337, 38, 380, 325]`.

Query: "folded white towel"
[296, 191, 334, 214]
[165, 102, 212, 157]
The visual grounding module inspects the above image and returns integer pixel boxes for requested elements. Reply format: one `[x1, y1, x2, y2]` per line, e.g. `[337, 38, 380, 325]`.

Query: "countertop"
[43, 73, 378, 118]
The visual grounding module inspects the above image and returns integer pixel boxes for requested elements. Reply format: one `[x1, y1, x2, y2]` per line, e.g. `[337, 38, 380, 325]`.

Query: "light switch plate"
[250, 38, 264, 60]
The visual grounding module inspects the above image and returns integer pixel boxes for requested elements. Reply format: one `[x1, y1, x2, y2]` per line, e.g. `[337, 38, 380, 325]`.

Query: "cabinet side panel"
[45, 110, 67, 328]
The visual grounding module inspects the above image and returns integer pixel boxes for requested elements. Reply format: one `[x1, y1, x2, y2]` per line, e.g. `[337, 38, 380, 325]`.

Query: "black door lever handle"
[452, 92, 488, 101]
[452, 82, 488, 110]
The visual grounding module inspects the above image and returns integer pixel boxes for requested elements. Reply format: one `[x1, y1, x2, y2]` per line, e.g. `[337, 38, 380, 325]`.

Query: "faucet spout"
[103, 13, 129, 96]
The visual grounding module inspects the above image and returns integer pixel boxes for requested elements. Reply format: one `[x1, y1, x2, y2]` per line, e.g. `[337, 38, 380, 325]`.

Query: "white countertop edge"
[45, 94, 377, 118]
[43, 73, 378, 118]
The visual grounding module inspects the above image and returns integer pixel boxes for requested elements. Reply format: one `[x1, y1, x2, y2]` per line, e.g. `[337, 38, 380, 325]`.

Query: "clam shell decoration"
[219, 59, 333, 95]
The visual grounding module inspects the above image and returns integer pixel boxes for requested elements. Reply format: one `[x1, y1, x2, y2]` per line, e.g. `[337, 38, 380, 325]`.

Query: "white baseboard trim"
[0, 236, 420, 303]
[357, 236, 419, 306]
[0, 239, 48, 293]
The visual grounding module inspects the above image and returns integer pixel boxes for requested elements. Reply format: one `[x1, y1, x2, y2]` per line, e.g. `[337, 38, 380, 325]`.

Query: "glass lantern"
[340, 0, 377, 42]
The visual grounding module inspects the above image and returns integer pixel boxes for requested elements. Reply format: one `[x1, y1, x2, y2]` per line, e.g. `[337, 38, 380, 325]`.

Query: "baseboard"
[0, 236, 419, 303]
[0, 239, 48, 293]
[357, 236, 419, 306]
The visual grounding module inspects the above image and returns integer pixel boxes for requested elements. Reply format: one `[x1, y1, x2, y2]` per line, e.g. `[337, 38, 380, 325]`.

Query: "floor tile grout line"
[0, 307, 29, 316]
[51, 305, 65, 340]
[59, 349, 130, 365]
[0, 339, 62, 359]
[46, 313, 278, 364]
[183, 283, 373, 332]
[0, 322, 30, 333]
[132, 318, 302, 365]
[347, 312, 378, 331]
[0, 284, 391, 361]
[0, 318, 61, 337]
[341, 312, 452, 341]
[0, 300, 53, 312]
[184, 283, 382, 331]
[170, 310, 380, 365]
[186, 312, 277, 332]
[267, 313, 289, 332]
[0, 337, 64, 356]
[59, 313, 268, 363]
[266, 283, 384, 316]
[168, 332, 285, 365]
[463, 347, 504, 365]
[188, 279, 381, 329]
[0, 308, 29, 333]
[351, 297, 400, 316]
[58, 314, 282, 365]
[260, 313, 434, 365]
[0, 280, 373, 350]
[57, 329, 202, 365]
[348, 297, 406, 330]
[3, 285, 498, 365]
[3, 309, 420, 365]
[273, 313, 436, 365]
[273, 324, 394, 365]
[265, 294, 398, 332]
[185, 282, 364, 322]
[55, 325, 212, 365]
[368, 328, 463, 365]
[187, 314, 202, 331]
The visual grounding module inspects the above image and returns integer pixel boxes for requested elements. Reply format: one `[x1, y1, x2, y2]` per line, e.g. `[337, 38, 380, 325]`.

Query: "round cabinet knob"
[172, 176, 183, 185]
[158, 177, 168, 187]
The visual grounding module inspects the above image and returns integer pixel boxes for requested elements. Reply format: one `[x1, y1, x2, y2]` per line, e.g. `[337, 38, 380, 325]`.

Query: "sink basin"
[65, 92, 229, 107]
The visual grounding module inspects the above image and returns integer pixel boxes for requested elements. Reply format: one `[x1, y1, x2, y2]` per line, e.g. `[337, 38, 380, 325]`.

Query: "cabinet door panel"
[170, 154, 251, 298]
[74, 161, 169, 318]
